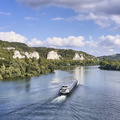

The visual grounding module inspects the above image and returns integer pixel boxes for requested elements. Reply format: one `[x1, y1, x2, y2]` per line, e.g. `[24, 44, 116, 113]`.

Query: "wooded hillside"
[0, 40, 99, 80]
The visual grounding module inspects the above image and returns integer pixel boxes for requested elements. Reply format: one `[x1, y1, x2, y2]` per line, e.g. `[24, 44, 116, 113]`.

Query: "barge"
[59, 79, 78, 95]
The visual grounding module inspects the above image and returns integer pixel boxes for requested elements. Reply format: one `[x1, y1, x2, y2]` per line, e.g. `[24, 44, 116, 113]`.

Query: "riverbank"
[0, 58, 54, 80]
[0, 58, 99, 80]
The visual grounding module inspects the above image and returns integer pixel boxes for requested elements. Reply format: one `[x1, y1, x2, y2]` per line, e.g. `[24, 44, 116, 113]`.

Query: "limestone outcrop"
[3, 47, 15, 50]
[47, 50, 61, 60]
[13, 50, 39, 59]
[3, 47, 40, 59]
[13, 50, 25, 59]
[23, 52, 39, 59]
[73, 53, 85, 60]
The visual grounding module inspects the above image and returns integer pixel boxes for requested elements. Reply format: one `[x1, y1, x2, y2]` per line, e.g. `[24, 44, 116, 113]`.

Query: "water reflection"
[50, 71, 62, 84]
[73, 66, 84, 85]
[50, 70, 73, 87]
[50, 66, 85, 87]
[25, 79, 30, 92]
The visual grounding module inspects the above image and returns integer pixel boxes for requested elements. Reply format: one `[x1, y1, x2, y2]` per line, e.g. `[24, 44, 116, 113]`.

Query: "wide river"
[0, 66, 120, 120]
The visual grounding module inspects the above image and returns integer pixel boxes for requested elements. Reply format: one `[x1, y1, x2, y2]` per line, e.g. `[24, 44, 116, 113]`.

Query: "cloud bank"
[0, 31, 27, 43]
[27, 36, 85, 47]
[1, 31, 120, 56]
[27, 34, 120, 56]
[16, 0, 120, 15]
[99, 35, 120, 48]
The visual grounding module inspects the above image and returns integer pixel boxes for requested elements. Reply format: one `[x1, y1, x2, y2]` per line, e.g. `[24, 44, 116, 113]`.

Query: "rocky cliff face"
[0, 40, 98, 62]
[13, 50, 25, 59]
[23, 52, 39, 59]
[3, 47, 15, 50]
[13, 50, 39, 59]
[47, 50, 61, 60]
[73, 53, 85, 60]
[3, 47, 39, 59]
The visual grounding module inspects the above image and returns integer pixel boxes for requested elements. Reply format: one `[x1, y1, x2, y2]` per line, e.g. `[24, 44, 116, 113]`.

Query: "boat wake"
[51, 95, 66, 103]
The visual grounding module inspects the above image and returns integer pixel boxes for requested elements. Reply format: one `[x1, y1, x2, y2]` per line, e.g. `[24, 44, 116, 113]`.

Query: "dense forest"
[99, 59, 120, 70]
[0, 58, 99, 80]
[99, 53, 120, 70]
[0, 58, 54, 80]
[0, 40, 99, 80]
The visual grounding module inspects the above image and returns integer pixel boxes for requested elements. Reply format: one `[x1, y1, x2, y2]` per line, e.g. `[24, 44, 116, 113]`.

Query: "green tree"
[0, 64, 6, 79]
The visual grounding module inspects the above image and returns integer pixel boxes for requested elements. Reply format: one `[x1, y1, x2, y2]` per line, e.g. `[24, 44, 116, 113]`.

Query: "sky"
[0, 0, 120, 56]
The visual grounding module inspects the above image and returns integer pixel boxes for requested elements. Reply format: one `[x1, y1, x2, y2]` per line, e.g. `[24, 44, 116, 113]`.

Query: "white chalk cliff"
[13, 50, 39, 59]
[13, 50, 25, 59]
[73, 53, 85, 60]
[23, 52, 39, 59]
[47, 50, 61, 60]
[3, 47, 15, 50]
[3, 47, 40, 59]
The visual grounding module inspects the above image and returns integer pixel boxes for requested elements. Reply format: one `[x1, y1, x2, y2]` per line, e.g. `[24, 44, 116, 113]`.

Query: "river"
[0, 66, 120, 120]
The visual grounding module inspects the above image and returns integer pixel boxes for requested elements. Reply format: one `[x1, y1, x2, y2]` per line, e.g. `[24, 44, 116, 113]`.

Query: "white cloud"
[110, 15, 120, 25]
[91, 48, 116, 56]
[46, 36, 85, 47]
[89, 34, 120, 56]
[52, 17, 64, 21]
[25, 16, 39, 20]
[85, 40, 97, 48]
[27, 38, 43, 47]
[109, 49, 115, 53]
[1, 30, 120, 56]
[27, 36, 86, 47]
[78, 34, 120, 56]
[27, 35, 120, 56]
[99, 35, 120, 47]
[72, 13, 111, 27]
[0, 31, 27, 43]
[1, 31, 119, 56]
[0, 11, 11, 15]
[71, 13, 120, 28]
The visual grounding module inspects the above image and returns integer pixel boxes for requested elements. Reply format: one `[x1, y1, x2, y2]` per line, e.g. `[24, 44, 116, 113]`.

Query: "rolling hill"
[0, 39, 98, 61]
[98, 54, 120, 61]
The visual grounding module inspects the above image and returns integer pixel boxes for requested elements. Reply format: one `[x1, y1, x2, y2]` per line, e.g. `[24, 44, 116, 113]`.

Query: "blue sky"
[0, 0, 120, 56]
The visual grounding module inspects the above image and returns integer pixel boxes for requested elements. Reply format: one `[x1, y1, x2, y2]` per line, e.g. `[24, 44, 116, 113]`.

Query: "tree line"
[0, 57, 54, 80]
[99, 59, 120, 70]
[0, 57, 99, 80]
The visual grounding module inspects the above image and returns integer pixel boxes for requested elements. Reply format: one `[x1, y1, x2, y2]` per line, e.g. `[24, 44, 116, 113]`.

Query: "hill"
[0, 40, 34, 60]
[34, 47, 97, 61]
[0, 40, 34, 51]
[0, 39, 99, 80]
[98, 54, 120, 61]
[0, 39, 98, 61]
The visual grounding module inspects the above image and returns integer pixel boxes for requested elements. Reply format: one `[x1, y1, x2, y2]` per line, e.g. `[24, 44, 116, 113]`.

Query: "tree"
[0, 74, 3, 80]
[0, 64, 6, 79]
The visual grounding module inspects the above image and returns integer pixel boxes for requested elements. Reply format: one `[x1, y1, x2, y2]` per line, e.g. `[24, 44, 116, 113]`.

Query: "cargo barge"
[59, 80, 78, 95]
